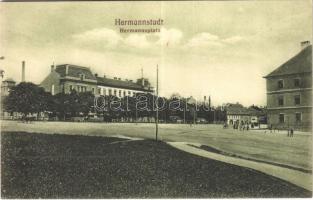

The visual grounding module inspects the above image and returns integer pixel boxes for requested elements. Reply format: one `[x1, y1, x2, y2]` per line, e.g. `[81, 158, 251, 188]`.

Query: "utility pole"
[155, 65, 159, 141]
[135, 106, 138, 125]
[183, 98, 186, 124]
[193, 107, 196, 125]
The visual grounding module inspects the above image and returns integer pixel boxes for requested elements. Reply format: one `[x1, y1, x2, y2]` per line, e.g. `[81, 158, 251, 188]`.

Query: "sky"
[0, 1, 312, 106]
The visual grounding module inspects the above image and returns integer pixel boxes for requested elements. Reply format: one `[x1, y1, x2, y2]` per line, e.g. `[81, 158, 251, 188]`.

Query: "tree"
[3, 82, 50, 117]
[78, 92, 95, 117]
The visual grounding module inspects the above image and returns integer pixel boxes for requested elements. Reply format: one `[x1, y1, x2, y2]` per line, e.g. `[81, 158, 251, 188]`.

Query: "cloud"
[223, 36, 245, 44]
[185, 33, 248, 50]
[72, 28, 122, 47]
[185, 32, 223, 48]
[124, 34, 151, 48]
[72, 27, 246, 54]
[72, 27, 184, 51]
[155, 28, 183, 47]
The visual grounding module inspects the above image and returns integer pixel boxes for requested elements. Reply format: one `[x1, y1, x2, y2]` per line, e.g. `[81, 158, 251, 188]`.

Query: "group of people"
[223, 121, 250, 131]
[268, 124, 294, 137]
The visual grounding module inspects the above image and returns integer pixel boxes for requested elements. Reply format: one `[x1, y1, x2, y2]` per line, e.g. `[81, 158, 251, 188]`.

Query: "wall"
[40, 71, 62, 95]
[97, 85, 152, 98]
[266, 72, 312, 131]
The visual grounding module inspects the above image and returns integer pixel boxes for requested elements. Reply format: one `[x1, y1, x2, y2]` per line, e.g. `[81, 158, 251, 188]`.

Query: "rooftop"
[97, 76, 153, 92]
[55, 64, 96, 80]
[264, 45, 312, 78]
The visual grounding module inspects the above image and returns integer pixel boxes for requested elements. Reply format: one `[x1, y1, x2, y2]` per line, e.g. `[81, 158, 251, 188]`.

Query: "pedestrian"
[287, 128, 290, 137]
[290, 128, 293, 137]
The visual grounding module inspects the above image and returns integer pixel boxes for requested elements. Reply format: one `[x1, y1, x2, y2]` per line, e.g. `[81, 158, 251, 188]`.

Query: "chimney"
[118, 78, 121, 80]
[51, 64, 55, 72]
[103, 74, 106, 78]
[21, 61, 25, 82]
[94, 73, 98, 77]
[114, 77, 117, 80]
[300, 41, 310, 49]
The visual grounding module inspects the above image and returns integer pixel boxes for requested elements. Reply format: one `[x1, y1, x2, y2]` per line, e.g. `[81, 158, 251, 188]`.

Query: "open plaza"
[1, 120, 312, 197]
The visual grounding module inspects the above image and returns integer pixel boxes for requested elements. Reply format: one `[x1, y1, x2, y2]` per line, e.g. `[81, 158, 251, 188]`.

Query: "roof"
[96, 76, 153, 92]
[264, 45, 312, 78]
[226, 105, 264, 116]
[55, 64, 96, 80]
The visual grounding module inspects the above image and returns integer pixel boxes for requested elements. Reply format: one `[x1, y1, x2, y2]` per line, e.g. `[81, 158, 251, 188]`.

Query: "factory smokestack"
[22, 61, 25, 82]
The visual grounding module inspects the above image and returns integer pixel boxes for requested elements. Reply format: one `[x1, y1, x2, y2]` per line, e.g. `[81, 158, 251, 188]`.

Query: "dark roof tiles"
[97, 77, 152, 91]
[265, 45, 312, 78]
[55, 64, 96, 80]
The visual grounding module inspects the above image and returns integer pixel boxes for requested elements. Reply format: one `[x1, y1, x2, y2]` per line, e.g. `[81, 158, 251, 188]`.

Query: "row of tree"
[3, 82, 227, 123]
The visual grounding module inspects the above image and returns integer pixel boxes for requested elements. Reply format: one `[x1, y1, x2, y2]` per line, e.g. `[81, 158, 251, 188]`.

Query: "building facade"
[40, 64, 154, 96]
[226, 103, 265, 126]
[264, 42, 312, 131]
[1, 78, 16, 97]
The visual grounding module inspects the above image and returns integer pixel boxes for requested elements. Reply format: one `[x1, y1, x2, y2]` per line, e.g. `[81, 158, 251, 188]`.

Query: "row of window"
[277, 78, 301, 89]
[277, 95, 300, 106]
[68, 85, 141, 97]
[69, 85, 95, 94]
[279, 113, 302, 123]
[98, 87, 137, 97]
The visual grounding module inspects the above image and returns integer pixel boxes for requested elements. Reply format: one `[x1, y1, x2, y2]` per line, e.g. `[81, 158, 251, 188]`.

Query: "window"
[279, 114, 284, 123]
[278, 96, 284, 106]
[277, 80, 284, 89]
[114, 89, 117, 96]
[295, 113, 301, 122]
[98, 88, 101, 95]
[92, 88, 95, 94]
[294, 78, 300, 87]
[69, 85, 73, 91]
[119, 90, 121, 97]
[123, 91, 126, 96]
[51, 84, 55, 95]
[80, 74, 85, 81]
[294, 95, 300, 105]
[128, 91, 131, 96]
[109, 89, 112, 95]
[103, 89, 106, 96]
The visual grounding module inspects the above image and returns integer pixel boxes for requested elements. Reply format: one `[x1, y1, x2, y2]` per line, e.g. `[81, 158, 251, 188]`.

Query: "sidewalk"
[167, 142, 312, 191]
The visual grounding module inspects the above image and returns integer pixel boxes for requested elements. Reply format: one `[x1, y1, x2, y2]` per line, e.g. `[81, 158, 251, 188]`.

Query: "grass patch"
[1, 131, 311, 198]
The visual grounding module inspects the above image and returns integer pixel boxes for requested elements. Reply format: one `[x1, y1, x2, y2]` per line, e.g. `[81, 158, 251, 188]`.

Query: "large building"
[264, 41, 312, 131]
[40, 64, 154, 96]
[225, 103, 265, 126]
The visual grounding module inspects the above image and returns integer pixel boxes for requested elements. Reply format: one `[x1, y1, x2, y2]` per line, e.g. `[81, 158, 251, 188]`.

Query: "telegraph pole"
[155, 64, 159, 141]
[183, 98, 186, 124]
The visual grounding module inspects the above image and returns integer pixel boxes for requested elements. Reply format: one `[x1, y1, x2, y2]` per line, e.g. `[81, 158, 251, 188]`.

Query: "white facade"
[227, 114, 259, 124]
[96, 85, 151, 98]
